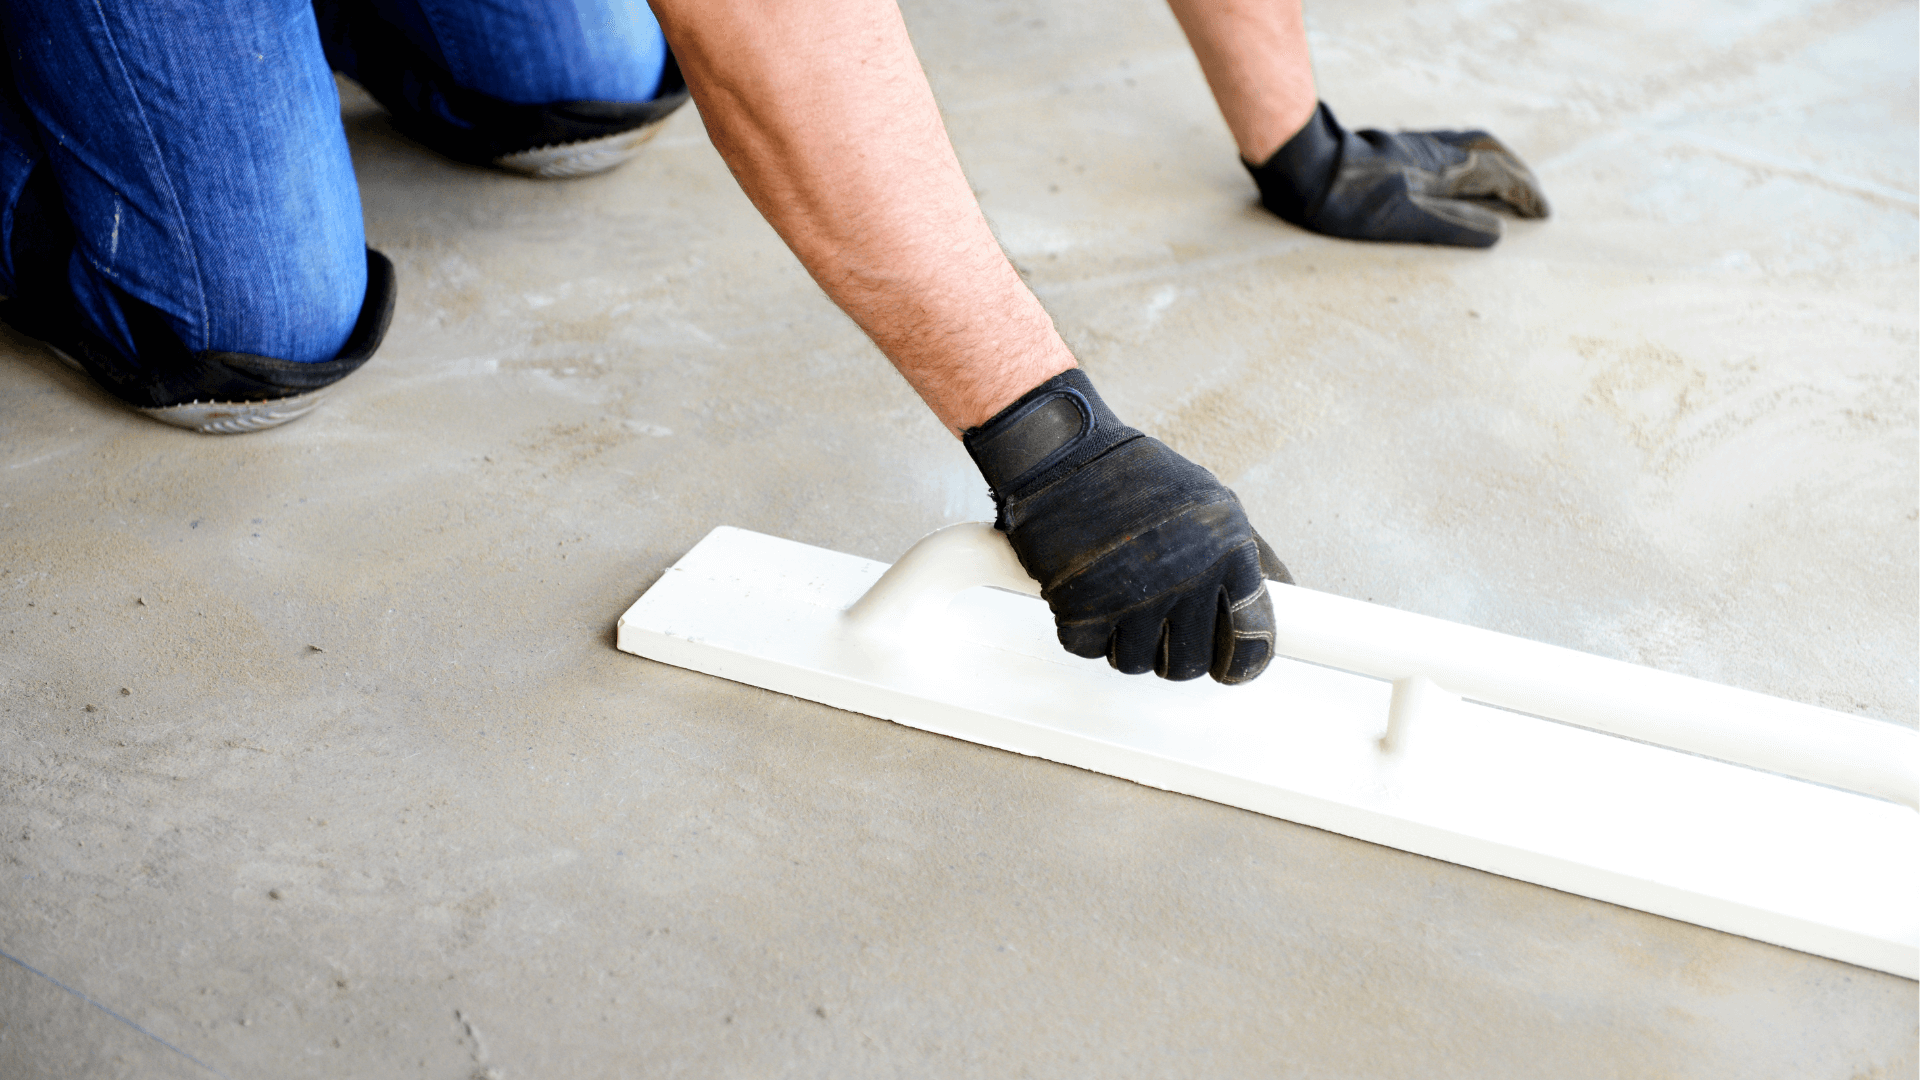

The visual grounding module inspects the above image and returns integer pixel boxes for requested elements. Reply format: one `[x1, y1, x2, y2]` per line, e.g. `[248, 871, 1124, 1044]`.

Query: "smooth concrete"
[2, 0, 1914, 1075]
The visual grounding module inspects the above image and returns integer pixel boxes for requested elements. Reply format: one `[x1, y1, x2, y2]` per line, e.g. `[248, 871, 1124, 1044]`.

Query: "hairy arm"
[650, 0, 1074, 435]
[647, 0, 1290, 685]
[1163, 0, 1319, 163]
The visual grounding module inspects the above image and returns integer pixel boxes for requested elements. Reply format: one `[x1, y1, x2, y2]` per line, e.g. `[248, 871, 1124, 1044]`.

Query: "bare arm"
[648, 0, 1288, 685]
[1168, 0, 1548, 246]
[650, 0, 1074, 435]
[1164, 0, 1319, 163]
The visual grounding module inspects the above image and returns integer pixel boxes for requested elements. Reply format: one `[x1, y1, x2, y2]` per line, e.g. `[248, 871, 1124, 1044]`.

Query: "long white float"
[617, 523, 1920, 978]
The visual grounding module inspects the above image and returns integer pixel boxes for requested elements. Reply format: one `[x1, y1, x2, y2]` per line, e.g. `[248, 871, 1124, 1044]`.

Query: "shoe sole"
[491, 121, 669, 179]
[47, 345, 329, 435]
[139, 391, 330, 434]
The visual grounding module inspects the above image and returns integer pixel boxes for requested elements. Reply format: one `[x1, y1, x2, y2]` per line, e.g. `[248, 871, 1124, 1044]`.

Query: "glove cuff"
[962, 368, 1141, 523]
[1244, 101, 1345, 225]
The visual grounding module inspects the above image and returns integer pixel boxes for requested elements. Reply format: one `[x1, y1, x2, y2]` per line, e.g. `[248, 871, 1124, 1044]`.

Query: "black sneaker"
[2, 248, 396, 434]
[316, 0, 692, 179]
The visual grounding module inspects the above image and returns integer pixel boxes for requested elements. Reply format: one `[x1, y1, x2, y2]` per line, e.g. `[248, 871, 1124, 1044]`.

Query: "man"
[0, 0, 1547, 686]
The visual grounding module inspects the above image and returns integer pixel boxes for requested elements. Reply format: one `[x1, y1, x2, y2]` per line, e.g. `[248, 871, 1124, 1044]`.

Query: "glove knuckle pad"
[982, 372, 1290, 686]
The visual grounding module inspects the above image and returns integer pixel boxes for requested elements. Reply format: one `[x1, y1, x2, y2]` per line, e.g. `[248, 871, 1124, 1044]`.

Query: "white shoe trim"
[492, 121, 669, 179]
[138, 390, 329, 434]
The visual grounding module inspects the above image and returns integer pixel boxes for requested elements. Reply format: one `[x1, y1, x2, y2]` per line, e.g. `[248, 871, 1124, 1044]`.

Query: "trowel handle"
[1266, 584, 1919, 810]
[846, 523, 1919, 810]
[844, 522, 1040, 638]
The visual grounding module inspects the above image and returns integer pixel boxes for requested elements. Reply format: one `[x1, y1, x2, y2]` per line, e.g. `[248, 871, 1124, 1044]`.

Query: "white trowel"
[617, 523, 1919, 977]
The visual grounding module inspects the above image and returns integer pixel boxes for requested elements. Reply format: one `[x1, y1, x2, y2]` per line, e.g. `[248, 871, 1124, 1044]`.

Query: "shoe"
[2, 248, 397, 434]
[316, 0, 691, 179]
[488, 92, 688, 179]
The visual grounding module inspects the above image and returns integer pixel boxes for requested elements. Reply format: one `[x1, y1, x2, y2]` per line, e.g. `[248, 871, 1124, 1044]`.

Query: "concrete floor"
[2, 0, 1915, 1075]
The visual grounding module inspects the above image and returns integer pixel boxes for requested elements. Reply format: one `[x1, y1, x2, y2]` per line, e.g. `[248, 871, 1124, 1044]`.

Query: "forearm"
[651, 0, 1074, 434]
[1164, 0, 1318, 163]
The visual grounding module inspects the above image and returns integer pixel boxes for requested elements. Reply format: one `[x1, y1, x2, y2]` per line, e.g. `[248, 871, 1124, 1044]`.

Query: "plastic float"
[617, 523, 1920, 977]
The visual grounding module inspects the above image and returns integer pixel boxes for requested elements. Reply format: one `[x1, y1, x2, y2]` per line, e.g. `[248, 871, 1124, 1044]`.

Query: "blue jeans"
[0, 0, 668, 366]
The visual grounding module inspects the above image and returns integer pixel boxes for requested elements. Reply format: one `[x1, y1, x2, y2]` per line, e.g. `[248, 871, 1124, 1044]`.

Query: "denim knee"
[0, 160, 365, 366]
[67, 231, 369, 367]
[3, 0, 371, 365]
[318, 0, 685, 175]
[370, 0, 669, 105]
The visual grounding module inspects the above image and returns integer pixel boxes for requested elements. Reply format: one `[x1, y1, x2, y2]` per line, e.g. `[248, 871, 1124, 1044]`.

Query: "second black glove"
[1245, 102, 1549, 248]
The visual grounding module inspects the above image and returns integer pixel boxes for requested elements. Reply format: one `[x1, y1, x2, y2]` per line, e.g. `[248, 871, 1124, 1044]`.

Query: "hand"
[1245, 102, 1549, 248]
[963, 370, 1291, 685]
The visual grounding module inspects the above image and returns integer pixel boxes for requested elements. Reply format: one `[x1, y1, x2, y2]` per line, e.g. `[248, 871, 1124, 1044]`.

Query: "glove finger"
[1429, 133, 1550, 219]
[1252, 530, 1294, 586]
[1106, 614, 1166, 676]
[1056, 616, 1114, 660]
[1211, 544, 1277, 685]
[1153, 592, 1219, 682]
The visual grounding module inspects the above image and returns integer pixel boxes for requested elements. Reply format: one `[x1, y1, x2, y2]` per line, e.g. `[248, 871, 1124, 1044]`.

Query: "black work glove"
[962, 369, 1291, 685]
[1245, 102, 1549, 248]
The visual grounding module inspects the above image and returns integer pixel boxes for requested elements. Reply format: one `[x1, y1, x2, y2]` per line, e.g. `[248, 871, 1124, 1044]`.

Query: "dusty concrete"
[2, 0, 1915, 1075]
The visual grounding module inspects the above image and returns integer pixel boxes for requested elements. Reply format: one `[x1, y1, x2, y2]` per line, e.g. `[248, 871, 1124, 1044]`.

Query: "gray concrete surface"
[2, 0, 1915, 1075]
